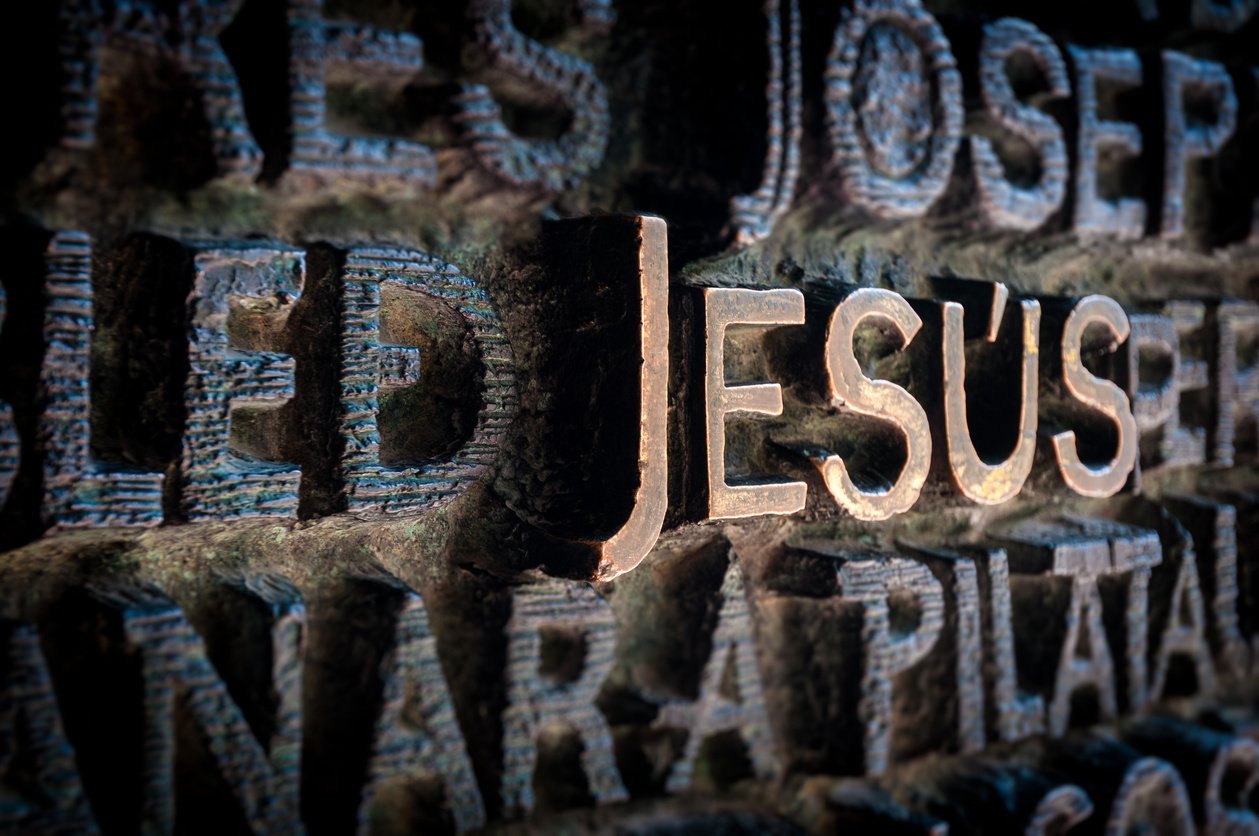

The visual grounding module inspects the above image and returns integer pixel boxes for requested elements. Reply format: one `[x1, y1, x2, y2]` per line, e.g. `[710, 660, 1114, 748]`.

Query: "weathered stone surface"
[5, 1, 1259, 833]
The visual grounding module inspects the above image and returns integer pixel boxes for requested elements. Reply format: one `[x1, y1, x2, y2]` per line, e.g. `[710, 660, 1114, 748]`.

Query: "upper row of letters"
[51, 0, 1259, 245]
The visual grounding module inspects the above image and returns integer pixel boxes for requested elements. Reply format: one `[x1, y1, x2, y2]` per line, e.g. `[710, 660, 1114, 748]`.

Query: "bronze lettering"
[495, 215, 668, 581]
[10, 5, 1259, 832]
[933, 279, 1041, 504]
[702, 286, 807, 520]
[819, 288, 931, 520]
[596, 217, 671, 578]
[1050, 295, 1139, 497]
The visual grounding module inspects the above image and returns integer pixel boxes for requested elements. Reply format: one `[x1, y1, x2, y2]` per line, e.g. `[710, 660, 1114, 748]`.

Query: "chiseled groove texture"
[1163, 494, 1250, 679]
[339, 248, 516, 515]
[1160, 50, 1237, 240]
[358, 591, 486, 833]
[1068, 46, 1145, 239]
[456, 0, 610, 192]
[176, 1, 263, 178]
[660, 557, 779, 793]
[825, 0, 963, 218]
[2, 509, 1257, 832]
[260, 586, 306, 834]
[117, 595, 298, 834]
[182, 246, 303, 521]
[731, 0, 803, 245]
[0, 401, 14, 506]
[971, 18, 1070, 231]
[998, 517, 1162, 733]
[57, 0, 102, 150]
[501, 580, 627, 816]
[56, 0, 261, 178]
[41, 231, 164, 528]
[0, 621, 98, 834]
[0, 284, 18, 506]
[286, 0, 437, 185]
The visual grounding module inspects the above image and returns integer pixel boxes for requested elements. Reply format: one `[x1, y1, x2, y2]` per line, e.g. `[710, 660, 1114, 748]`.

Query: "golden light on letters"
[941, 283, 1041, 504]
[592, 215, 670, 579]
[702, 287, 808, 519]
[820, 288, 931, 520]
[1052, 295, 1138, 497]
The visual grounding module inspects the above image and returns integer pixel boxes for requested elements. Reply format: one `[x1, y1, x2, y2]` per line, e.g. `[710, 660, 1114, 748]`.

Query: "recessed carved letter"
[123, 595, 303, 832]
[286, 0, 436, 187]
[502, 581, 627, 816]
[659, 557, 778, 792]
[0, 286, 18, 509]
[971, 19, 1071, 231]
[997, 517, 1162, 733]
[0, 622, 96, 833]
[1160, 51, 1237, 240]
[825, 0, 963, 218]
[731, 0, 803, 244]
[182, 245, 305, 520]
[336, 247, 514, 517]
[41, 232, 164, 527]
[1190, 0, 1259, 31]
[1069, 47, 1145, 239]
[1108, 758, 1196, 833]
[1162, 494, 1251, 680]
[58, 0, 261, 178]
[359, 592, 485, 833]
[456, 0, 611, 192]
[1121, 307, 1210, 479]
[841, 554, 944, 771]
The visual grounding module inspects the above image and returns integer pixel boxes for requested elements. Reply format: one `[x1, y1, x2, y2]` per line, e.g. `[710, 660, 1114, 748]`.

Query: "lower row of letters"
[4, 501, 1259, 831]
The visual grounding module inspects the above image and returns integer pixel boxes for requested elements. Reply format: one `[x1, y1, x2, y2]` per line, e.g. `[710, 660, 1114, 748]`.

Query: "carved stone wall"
[4, 0, 1259, 833]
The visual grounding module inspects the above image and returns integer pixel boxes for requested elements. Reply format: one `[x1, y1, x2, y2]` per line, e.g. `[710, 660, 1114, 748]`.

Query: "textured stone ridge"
[4, 0, 1259, 832]
[338, 246, 515, 516]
